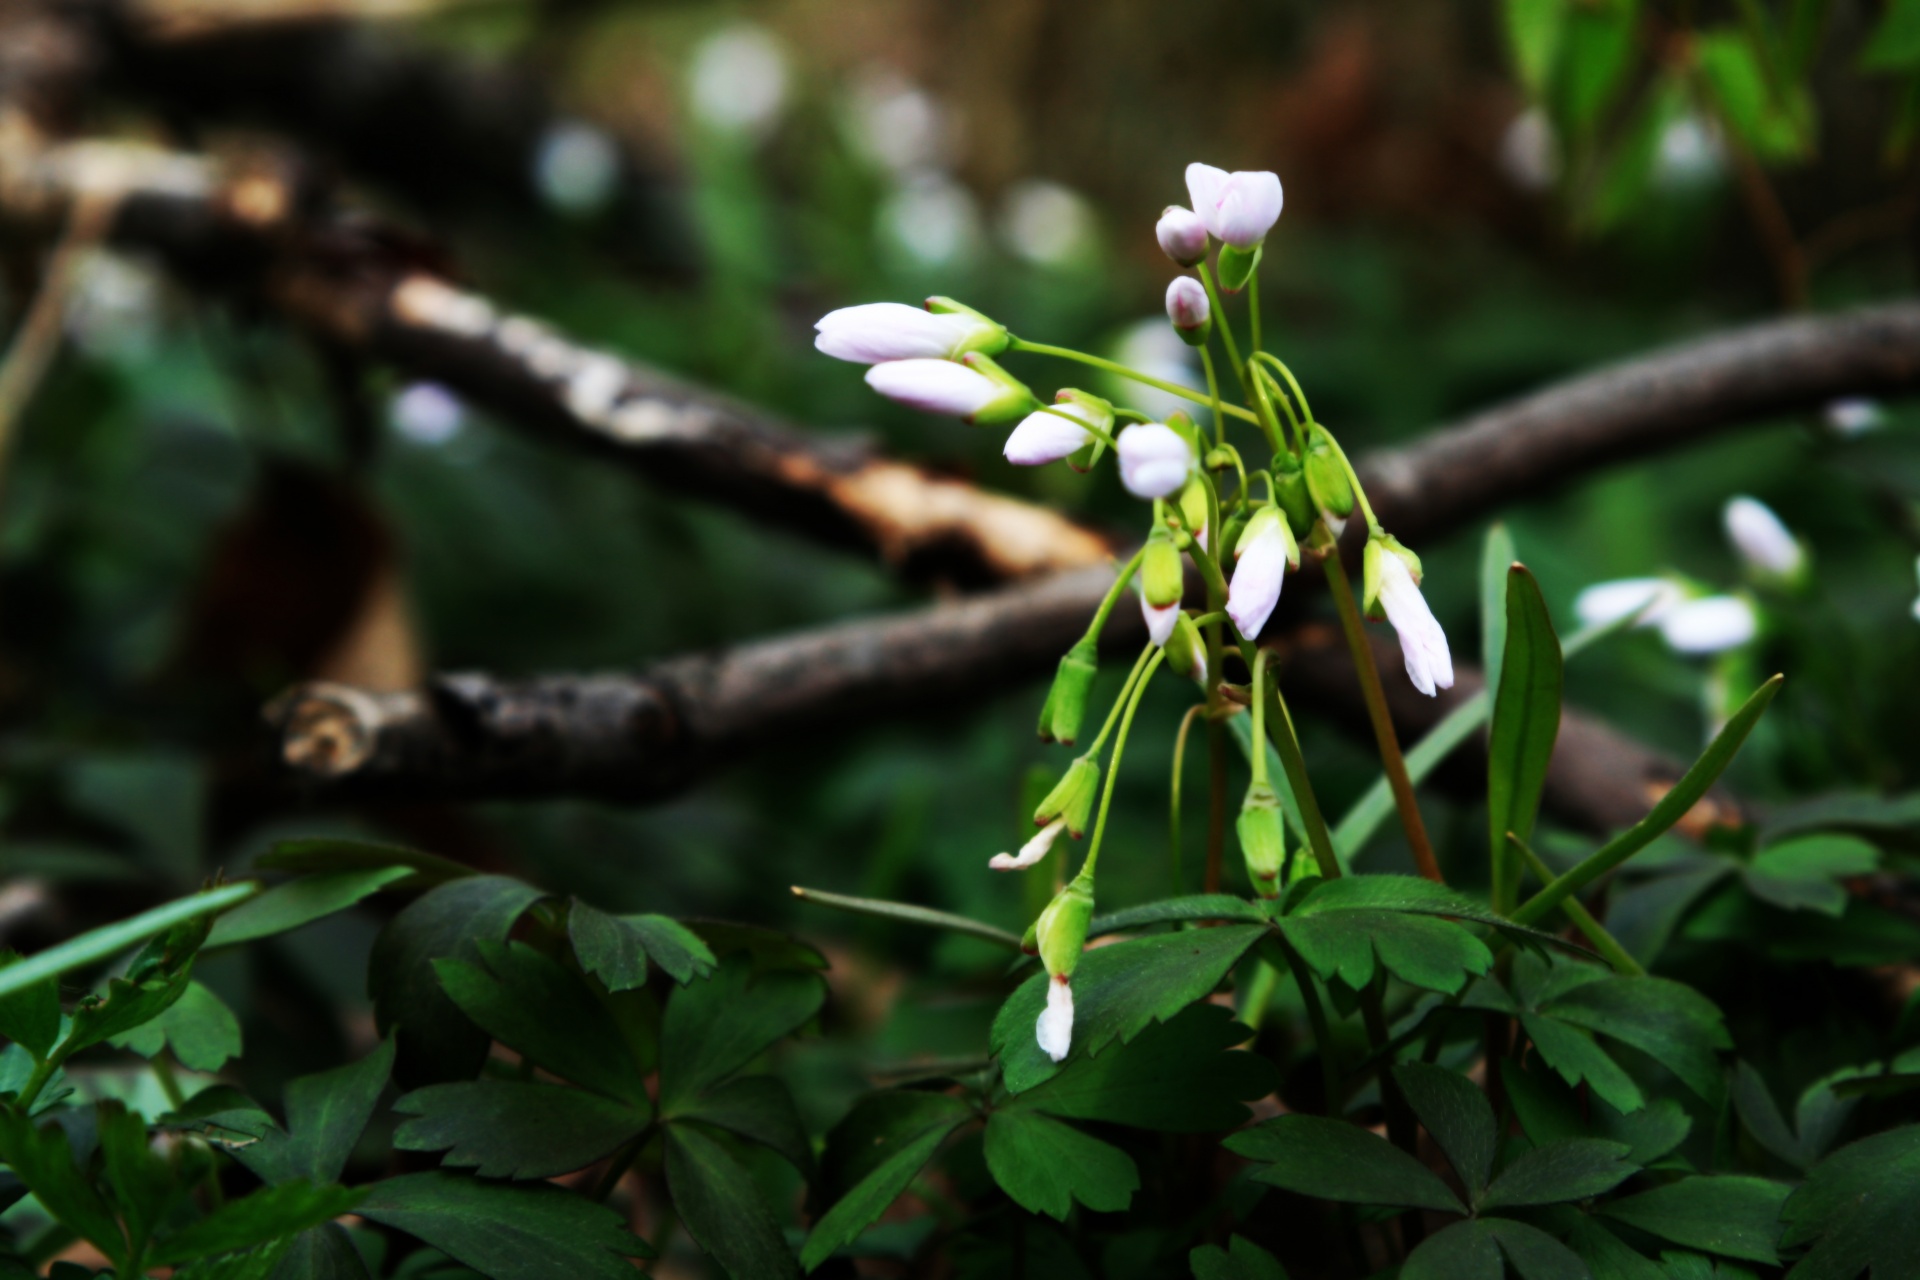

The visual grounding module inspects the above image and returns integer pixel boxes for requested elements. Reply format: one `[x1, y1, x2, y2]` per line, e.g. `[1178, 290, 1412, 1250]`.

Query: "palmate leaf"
[1477, 1138, 1636, 1211]
[270, 1223, 371, 1280]
[1601, 1176, 1789, 1266]
[0, 1106, 124, 1260]
[568, 900, 718, 988]
[111, 980, 243, 1072]
[1778, 1124, 1920, 1279]
[982, 1109, 1139, 1220]
[802, 1091, 973, 1272]
[1502, 1058, 1692, 1167]
[229, 1038, 394, 1186]
[1394, 1063, 1498, 1196]
[1279, 878, 1505, 996]
[1012, 1004, 1275, 1133]
[1403, 1217, 1590, 1280]
[1741, 835, 1880, 917]
[671, 1075, 813, 1173]
[658, 953, 825, 1110]
[1190, 1234, 1288, 1280]
[664, 1123, 798, 1280]
[205, 867, 415, 950]
[991, 924, 1265, 1093]
[1088, 895, 1269, 937]
[0, 951, 61, 1059]
[1225, 1115, 1466, 1214]
[357, 1171, 653, 1280]
[394, 1081, 649, 1179]
[1487, 564, 1563, 916]
[149, 1181, 365, 1267]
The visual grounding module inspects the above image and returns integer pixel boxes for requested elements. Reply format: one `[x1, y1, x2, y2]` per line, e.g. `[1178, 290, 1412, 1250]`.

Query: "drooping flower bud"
[1003, 389, 1113, 467]
[1237, 782, 1286, 898]
[1037, 636, 1099, 744]
[1033, 871, 1094, 1061]
[1273, 448, 1314, 539]
[1723, 496, 1806, 583]
[1038, 975, 1075, 1063]
[866, 354, 1037, 425]
[1226, 506, 1298, 641]
[1175, 478, 1210, 549]
[1033, 755, 1101, 840]
[1116, 423, 1195, 500]
[1303, 428, 1356, 529]
[1142, 595, 1180, 647]
[991, 816, 1068, 871]
[815, 300, 1007, 363]
[1165, 611, 1208, 686]
[1185, 163, 1284, 249]
[1574, 577, 1685, 630]
[1165, 277, 1211, 346]
[1141, 528, 1185, 608]
[1364, 536, 1454, 697]
[1155, 205, 1210, 266]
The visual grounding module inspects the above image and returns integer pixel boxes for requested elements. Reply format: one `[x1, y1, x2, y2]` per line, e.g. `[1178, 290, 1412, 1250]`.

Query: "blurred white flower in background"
[998, 179, 1096, 267]
[1111, 319, 1202, 423]
[1658, 595, 1756, 655]
[1652, 115, 1724, 190]
[1912, 557, 1920, 623]
[688, 25, 789, 137]
[390, 382, 466, 446]
[65, 250, 163, 360]
[1723, 496, 1805, 580]
[531, 120, 621, 216]
[1573, 577, 1685, 630]
[846, 68, 957, 175]
[1824, 396, 1886, 437]
[880, 172, 983, 267]
[1498, 108, 1559, 192]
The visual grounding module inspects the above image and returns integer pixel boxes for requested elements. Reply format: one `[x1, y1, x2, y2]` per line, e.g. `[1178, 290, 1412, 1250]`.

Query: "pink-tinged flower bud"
[865, 354, 1035, 424]
[1226, 507, 1298, 641]
[1659, 596, 1757, 655]
[1116, 423, 1194, 500]
[1185, 162, 1284, 249]
[1165, 277, 1211, 346]
[991, 816, 1068, 871]
[815, 301, 1005, 363]
[1364, 537, 1454, 697]
[1141, 595, 1180, 647]
[1156, 205, 1209, 265]
[1002, 390, 1113, 467]
[1724, 496, 1805, 581]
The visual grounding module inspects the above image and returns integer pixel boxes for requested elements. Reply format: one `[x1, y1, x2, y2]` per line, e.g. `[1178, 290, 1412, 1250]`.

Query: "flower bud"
[1365, 535, 1453, 697]
[866, 354, 1038, 425]
[1237, 782, 1286, 897]
[1142, 528, 1185, 608]
[1165, 277, 1211, 346]
[1214, 242, 1259, 293]
[1035, 871, 1095, 981]
[1186, 163, 1284, 249]
[1303, 428, 1356, 526]
[1723, 496, 1806, 583]
[1175, 478, 1210, 549]
[1033, 755, 1101, 839]
[1037, 636, 1099, 744]
[1155, 205, 1209, 266]
[1273, 449, 1314, 540]
[1003, 388, 1113, 468]
[1361, 534, 1422, 615]
[1165, 612, 1208, 685]
[991, 816, 1068, 871]
[816, 299, 1007, 364]
[924, 296, 1011, 355]
[1117, 423, 1195, 500]
[959, 352, 1042, 426]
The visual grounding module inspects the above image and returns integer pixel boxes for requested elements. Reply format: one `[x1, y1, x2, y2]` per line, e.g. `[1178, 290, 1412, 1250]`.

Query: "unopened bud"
[1037, 636, 1099, 744]
[1165, 277, 1211, 346]
[1304, 428, 1355, 525]
[1034, 755, 1101, 839]
[1237, 783, 1286, 897]
[1175, 479, 1209, 548]
[1215, 242, 1260, 293]
[1035, 871, 1095, 980]
[1273, 450, 1314, 540]
[1155, 206, 1209, 266]
[924, 296, 1011, 356]
[1361, 533, 1422, 617]
[1165, 612, 1208, 685]
[1142, 529, 1185, 608]
[959, 352, 1042, 426]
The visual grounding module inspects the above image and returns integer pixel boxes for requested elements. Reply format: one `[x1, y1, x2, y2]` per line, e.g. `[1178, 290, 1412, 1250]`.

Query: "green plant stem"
[1034, 403, 1117, 449]
[153, 1053, 187, 1109]
[1170, 703, 1204, 896]
[1250, 649, 1272, 786]
[1245, 363, 1291, 456]
[1251, 352, 1316, 435]
[1081, 648, 1168, 878]
[1239, 959, 1280, 1031]
[592, 1130, 651, 1202]
[1361, 980, 1421, 1165]
[1196, 262, 1249, 396]
[790, 886, 1025, 951]
[1205, 719, 1228, 894]
[1084, 548, 1146, 642]
[1314, 423, 1384, 536]
[1271, 936, 1343, 1112]
[1200, 347, 1225, 448]
[1005, 336, 1259, 423]
[1320, 547, 1442, 883]
[1086, 644, 1156, 755]
[14, 1056, 59, 1111]
[1508, 837, 1646, 976]
[1248, 271, 1263, 356]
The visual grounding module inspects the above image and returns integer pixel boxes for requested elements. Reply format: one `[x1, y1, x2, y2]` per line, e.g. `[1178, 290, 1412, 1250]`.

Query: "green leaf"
[1335, 694, 1487, 862]
[256, 839, 473, 891]
[1013, 1003, 1276, 1133]
[659, 954, 824, 1110]
[0, 951, 61, 1058]
[1556, 0, 1639, 133]
[1696, 29, 1815, 159]
[1282, 909, 1491, 996]
[991, 924, 1265, 1093]
[1602, 1177, 1788, 1265]
[664, 1123, 798, 1279]
[1504, 1001, 1644, 1114]
[1564, 1217, 1666, 1280]
[0, 884, 257, 1007]
[1741, 835, 1879, 917]
[1489, 565, 1563, 915]
[570, 901, 718, 988]
[802, 1118, 954, 1272]
[1403, 1219, 1502, 1280]
[394, 1081, 648, 1179]
[357, 1170, 653, 1280]
[1543, 974, 1730, 1100]
[369, 876, 544, 1084]
[1479, 1138, 1636, 1210]
[1394, 1062, 1497, 1195]
[206, 868, 415, 950]
[802, 1090, 971, 1271]
[1607, 866, 1734, 967]
[1502, 1058, 1690, 1165]
[1191, 1234, 1288, 1280]
[1482, 523, 1517, 695]
[151, 1182, 364, 1267]
[172, 1237, 296, 1280]
[230, 1038, 394, 1185]
[1088, 895, 1269, 937]
[1731, 1061, 1804, 1170]
[0, 1107, 124, 1259]
[686, 921, 827, 972]
[64, 915, 210, 1058]
[982, 1109, 1139, 1220]
[672, 1075, 812, 1173]
[269, 1223, 371, 1280]
[436, 940, 647, 1104]
[99, 1098, 180, 1252]
[1513, 676, 1782, 928]
[1865, 0, 1920, 69]
[112, 980, 242, 1072]
[1504, 0, 1567, 95]
[1778, 1124, 1920, 1279]
[1225, 1114, 1466, 1214]
[1486, 1219, 1594, 1280]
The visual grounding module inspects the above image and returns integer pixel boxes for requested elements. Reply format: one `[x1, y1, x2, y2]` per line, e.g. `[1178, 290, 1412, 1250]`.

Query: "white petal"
[865, 359, 997, 417]
[1660, 596, 1757, 655]
[1003, 406, 1093, 466]
[1724, 497, 1804, 578]
[1226, 524, 1287, 640]
[1142, 597, 1180, 647]
[815, 303, 979, 363]
[1377, 554, 1453, 696]
[1116, 423, 1194, 499]
[1036, 977, 1074, 1062]
[1213, 171, 1284, 248]
[1184, 163, 1231, 237]
[1574, 578, 1684, 630]
[990, 817, 1066, 871]
[1164, 276, 1209, 330]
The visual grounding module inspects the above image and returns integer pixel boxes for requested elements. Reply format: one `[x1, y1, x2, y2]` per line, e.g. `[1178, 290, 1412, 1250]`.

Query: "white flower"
[865, 358, 1000, 418]
[1164, 277, 1209, 333]
[390, 382, 465, 446]
[1498, 108, 1559, 192]
[1911, 556, 1920, 622]
[689, 25, 789, 136]
[531, 121, 620, 216]
[1155, 205, 1209, 265]
[990, 816, 1068, 871]
[1116, 423, 1194, 499]
[1375, 551, 1454, 697]
[816, 302, 997, 364]
[999, 179, 1095, 266]
[1724, 496, 1805, 579]
[1142, 595, 1181, 647]
[1574, 577, 1685, 630]
[1825, 397, 1885, 437]
[1227, 509, 1292, 641]
[1184, 163, 1284, 249]
[1004, 405, 1096, 466]
[1036, 976, 1074, 1063]
[1659, 596, 1756, 655]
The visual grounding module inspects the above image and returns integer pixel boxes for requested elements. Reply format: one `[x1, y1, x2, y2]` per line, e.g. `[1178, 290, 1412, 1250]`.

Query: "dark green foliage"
[1487, 564, 1563, 914]
[982, 1108, 1140, 1219]
[1226, 1114, 1467, 1213]
[357, 1171, 654, 1280]
[206, 867, 416, 949]
[231, 1039, 395, 1185]
[1190, 1235, 1288, 1280]
[802, 1091, 973, 1271]
[658, 952, 825, 1107]
[1777, 1125, 1920, 1279]
[663, 1123, 799, 1280]
[569, 900, 717, 988]
[1014, 1003, 1275, 1132]
[393, 1081, 649, 1178]
[111, 980, 243, 1071]
[1601, 1177, 1789, 1265]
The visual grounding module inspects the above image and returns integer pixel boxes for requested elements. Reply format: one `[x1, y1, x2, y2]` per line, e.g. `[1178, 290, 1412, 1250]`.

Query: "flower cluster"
[815, 160, 1457, 1063]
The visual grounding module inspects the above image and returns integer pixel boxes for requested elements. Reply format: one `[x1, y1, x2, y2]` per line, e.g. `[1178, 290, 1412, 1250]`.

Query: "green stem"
[1248, 270, 1263, 357]
[1196, 262, 1249, 395]
[1508, 837, 1646, 976]
[1170, 704, 1205, 896]
[1239, 959, 1281, 1031]
[1250, 649, 1271, 786]
[1259, 677, 1343, 881]
[1084, 547, 1146, 642]
[1245, 362, 1291, 456]
[1200, 347, 1226, 448]
[14, 1056, 59, 1111]
[592, 1129, 651, 1202]
[1321, 548, 1442, 883]
[1081, 648, 1167, 878]
[1270, 936, 1343, 1112]
[1085, 644, 1156, 755]
[153, 1054, 187, 1109]
[1251, 352, 1316, 433]
[791, 886, 1024, 951]
[1005, 337, 1259, 424]
[1035, 402, 1117, 449]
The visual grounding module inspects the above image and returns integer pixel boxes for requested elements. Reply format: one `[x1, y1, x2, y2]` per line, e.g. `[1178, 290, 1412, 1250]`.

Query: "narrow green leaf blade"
[1481, 522, 1517, 693]
[800, 1120, 960, 1273]
[1488, 564, 1563, 915]
[206, 868, 414, 950]
[0, 883, 257, 1002]
[790, 886, 1022, 951]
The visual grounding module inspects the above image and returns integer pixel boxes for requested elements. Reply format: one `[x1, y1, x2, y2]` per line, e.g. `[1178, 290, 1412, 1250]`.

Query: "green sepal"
[1237, 784, 1286, 898]
[1034, 756, 1101, 839]
[1273, 451, 1314, 539]
[1362, 533, 1422, 616]
[1142, 529, 1185, 608]
[924, 295, 1010, 355]
[1165, 613, 1207, 684]
[1037, 637, 1099, 745]
[1216, 243, 1261, 292]
[959, 352, 1039, 425]
[1036, 873, 1096, 980]
[1303, 427, 1356, 522]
